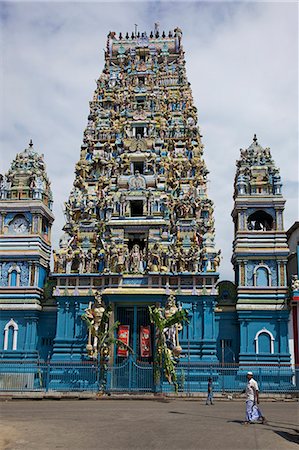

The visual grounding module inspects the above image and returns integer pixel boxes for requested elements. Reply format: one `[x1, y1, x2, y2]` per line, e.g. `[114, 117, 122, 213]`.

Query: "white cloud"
[1, 1, 297, 280]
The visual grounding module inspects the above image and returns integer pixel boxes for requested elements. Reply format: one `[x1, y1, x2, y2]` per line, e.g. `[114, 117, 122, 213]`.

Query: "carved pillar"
[34, 264, 39, 286]
[240, 262, 245, 286]
[279, 262, 285, 287]
[244, 261, 248, 286]
[32, 214, 38, 234]
[0, 213, 5, 234]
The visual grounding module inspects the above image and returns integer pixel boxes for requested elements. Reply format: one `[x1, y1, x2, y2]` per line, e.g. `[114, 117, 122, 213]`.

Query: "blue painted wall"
[215, 311, 239, 363]
[37, 310, 57, 360]
[0, 310, 39, 359]
[238, 310, 290, 364]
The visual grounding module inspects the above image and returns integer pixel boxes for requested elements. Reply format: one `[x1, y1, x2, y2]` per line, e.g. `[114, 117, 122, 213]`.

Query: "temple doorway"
[110, 305, 155, 392]
[115, 305, 153, 364]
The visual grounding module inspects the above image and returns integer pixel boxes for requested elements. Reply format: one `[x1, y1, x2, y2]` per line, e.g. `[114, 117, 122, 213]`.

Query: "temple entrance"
[115, 305, 153, 363]
[110, 305, 154, 392]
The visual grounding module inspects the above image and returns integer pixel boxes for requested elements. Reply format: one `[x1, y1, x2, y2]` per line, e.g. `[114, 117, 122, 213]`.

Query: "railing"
[0, 360, 298, 394]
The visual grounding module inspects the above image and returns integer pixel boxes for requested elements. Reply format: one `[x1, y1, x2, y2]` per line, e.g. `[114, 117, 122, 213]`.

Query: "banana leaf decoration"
[149, 296, 188, 393]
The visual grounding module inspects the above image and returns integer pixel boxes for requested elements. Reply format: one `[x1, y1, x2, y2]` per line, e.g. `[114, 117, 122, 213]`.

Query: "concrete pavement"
[0, 399, 298, 449]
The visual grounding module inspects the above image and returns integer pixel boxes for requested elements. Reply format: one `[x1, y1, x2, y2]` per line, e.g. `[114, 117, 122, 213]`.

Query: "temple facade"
[0, 141, 54, 360]
[51, 27, 220, 366]
[232, 136, 291, 368]
[0, 28, 295, 391]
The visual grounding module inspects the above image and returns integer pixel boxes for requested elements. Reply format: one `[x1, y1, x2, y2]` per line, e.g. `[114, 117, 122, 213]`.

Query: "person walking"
[206, 377, 214, 405]
[243, 371, 267, 424]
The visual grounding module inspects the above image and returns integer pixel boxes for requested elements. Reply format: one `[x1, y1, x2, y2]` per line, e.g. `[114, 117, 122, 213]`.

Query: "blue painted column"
[52, 297, 71, 360]
[23, 314, 39, 357]
[30, 317, 38, 352]
[54, 299, 64, 340]
[201, 297, 218, 361]
[64, 301, 71, 339]
[180, 298, 202, 362]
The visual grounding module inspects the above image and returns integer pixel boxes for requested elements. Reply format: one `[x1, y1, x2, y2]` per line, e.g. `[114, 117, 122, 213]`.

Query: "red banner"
[117, 325, 130, 357]
[140, 326, 151, 358]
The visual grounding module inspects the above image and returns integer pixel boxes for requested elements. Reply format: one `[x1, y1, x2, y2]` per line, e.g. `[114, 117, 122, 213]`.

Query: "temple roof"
[234, 135, 282, 198]
[1, 140, 53, 208]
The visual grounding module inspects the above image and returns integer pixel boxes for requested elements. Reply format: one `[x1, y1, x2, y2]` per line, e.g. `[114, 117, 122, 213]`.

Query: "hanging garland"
[149, 294, 188, 392]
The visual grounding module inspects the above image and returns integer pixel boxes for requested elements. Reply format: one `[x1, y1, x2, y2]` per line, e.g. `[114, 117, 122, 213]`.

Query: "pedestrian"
[243, 371, 267, 424]
[206, 377, 214, 405]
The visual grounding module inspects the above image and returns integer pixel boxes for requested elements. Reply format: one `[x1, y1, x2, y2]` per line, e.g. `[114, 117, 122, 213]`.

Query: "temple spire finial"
[29, 139, 33, 148]
[253, 134, 258, 144]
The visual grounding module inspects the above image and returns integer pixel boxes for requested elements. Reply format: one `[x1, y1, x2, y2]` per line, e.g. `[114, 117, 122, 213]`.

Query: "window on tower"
[258, 333, 271, 353]
[3, 319, 18, 351]
[133, 161, 144, 174]
[247, 210, 274, 231]
[8, 265, 21, 287]
[42, 218, 48, 235]
[255, 267, 270, 287]
[135, 126, 145, 138]
[130, 200, 144, 217]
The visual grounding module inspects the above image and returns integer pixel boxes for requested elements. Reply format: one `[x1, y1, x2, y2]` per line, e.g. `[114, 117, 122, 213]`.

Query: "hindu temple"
[0, 27, 297, 392]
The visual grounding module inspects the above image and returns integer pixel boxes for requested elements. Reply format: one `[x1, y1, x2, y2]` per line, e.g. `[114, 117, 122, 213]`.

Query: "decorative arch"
[3, 319, 19, 350]
[247, 210, 274, 231]
[254, 264, 271, 287]
[254, 328, 274, 354]
[8, 264, 21, 287]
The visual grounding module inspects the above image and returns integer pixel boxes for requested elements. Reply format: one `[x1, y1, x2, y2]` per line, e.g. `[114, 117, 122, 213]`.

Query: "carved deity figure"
[78, 248, 86, 274]
[148, 243, 161, 272]
[291, 275, 299, 291]
[84, 292, 106, 358]
[130, 244, 143, 273]
[129, 171, 146, 190]
[65, 249, 73, 274]
[164, 295, 182, 356]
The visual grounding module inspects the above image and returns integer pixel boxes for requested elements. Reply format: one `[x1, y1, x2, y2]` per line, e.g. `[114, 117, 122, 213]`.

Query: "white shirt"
[246, 378, 259, 401]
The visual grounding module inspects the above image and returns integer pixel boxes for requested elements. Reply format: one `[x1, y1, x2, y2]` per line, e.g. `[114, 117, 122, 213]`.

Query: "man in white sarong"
[243, 372, 267, 425]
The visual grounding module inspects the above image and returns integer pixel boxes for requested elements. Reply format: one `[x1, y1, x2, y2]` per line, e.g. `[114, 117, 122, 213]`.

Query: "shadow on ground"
[273, 430, 299, 445]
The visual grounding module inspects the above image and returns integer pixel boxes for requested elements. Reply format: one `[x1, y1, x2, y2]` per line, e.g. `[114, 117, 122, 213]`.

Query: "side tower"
[232, 135, 290, 366]
[0, 141, 54, 360]
[52, 27, 220, 368]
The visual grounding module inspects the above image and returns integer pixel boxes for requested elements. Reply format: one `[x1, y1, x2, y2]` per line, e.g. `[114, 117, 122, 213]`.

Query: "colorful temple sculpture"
[51, 27, 220, 367]
[0, 28, 296, 391]
[0, 141, 54, 359]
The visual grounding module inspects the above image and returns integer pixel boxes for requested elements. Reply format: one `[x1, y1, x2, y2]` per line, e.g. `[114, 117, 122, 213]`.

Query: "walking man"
[206, 377, 214, 405]
[243, 371, 267, 424]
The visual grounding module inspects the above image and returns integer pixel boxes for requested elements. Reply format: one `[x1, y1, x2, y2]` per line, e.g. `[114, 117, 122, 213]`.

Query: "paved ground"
[0, 399, 298, 450]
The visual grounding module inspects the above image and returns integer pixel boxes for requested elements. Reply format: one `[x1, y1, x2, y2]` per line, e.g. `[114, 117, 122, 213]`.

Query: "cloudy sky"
[1, 1, 298, 280]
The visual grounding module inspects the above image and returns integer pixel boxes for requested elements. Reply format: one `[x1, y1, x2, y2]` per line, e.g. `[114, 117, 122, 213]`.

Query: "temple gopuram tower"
[232, 135, 291, 369]
[0, 141, 54, 361]
[52, 28, 220, 367]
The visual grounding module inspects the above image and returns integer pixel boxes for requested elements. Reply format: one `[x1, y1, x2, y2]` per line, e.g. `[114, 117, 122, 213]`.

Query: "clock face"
[12, 216, 29, 233]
